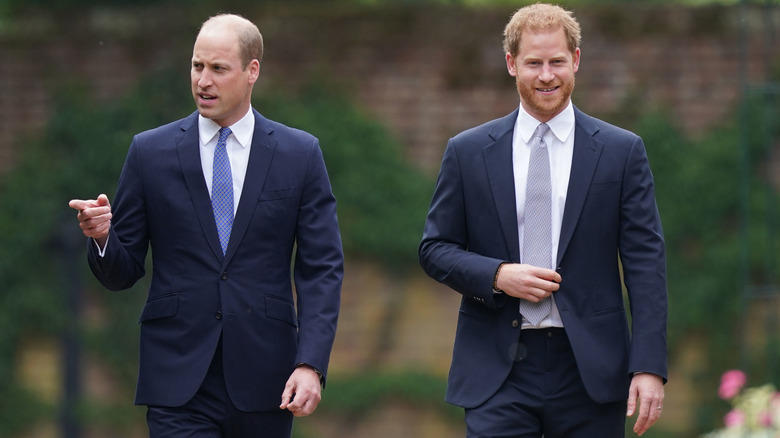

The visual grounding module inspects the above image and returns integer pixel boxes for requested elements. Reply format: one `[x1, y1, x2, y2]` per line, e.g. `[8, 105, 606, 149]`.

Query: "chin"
[197, 107, 216, 118]
[526, 102, 565, 120]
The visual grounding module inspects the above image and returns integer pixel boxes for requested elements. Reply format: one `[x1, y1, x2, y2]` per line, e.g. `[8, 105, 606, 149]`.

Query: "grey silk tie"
[520, 123, 552, 326]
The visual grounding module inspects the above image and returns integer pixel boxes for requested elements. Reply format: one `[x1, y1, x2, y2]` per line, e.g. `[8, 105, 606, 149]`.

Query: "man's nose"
[198, 70, 213, 88]
[538, 64, 555, 82]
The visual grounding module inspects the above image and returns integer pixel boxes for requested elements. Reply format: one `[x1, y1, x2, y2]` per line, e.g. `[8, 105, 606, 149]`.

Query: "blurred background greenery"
[0, 0, 778, 437]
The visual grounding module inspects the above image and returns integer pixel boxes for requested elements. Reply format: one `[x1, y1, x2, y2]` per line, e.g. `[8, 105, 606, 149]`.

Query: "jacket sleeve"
[419, 138, 506, 308]
[87, 136, 149, 291]
[292, 139, 343, 383]
[619, 135, 668, 381]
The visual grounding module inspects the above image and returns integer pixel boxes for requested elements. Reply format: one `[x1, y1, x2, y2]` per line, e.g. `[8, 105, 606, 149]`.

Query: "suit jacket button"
[511, 319, 520, 328]
[215, 311, 223, 320]
[220, 272, 228, 280]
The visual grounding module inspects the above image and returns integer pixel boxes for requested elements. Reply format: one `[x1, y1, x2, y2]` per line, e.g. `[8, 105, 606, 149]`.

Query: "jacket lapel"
[222, 109, 276, 265]
[557, 107, 603, 264]
[484, 110, 521, 262]
[177, 112, 225, 260]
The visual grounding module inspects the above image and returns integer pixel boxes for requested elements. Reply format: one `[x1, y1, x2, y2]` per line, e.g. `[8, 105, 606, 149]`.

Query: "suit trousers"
[464, 328, 626, 438]
[146, 338, 294, 438]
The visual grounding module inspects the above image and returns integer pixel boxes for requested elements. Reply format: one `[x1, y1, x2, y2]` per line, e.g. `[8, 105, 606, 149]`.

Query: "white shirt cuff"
[92, 236, 108, 257]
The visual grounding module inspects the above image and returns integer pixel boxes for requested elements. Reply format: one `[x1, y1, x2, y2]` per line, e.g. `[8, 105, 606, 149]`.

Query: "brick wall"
[1, 4, 776, 175]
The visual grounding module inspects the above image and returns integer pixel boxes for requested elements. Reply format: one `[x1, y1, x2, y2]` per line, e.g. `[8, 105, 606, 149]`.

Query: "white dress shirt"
[198, 108, 255, 214]
[512, 101, 575, 329]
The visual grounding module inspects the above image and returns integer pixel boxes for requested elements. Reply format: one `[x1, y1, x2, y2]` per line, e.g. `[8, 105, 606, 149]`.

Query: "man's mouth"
[537, 86, 559, 92]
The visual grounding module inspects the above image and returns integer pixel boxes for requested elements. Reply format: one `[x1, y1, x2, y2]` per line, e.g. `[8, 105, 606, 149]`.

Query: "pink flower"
[724, 409, 744, 428]
[759, 410, 772, 427]
[770, 393, 780, 424]
[719, 370, 747, 400]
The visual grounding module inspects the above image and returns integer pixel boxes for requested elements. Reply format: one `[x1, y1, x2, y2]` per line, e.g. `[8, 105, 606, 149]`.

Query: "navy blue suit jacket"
[419, 107, 667, 408]
[87, 109, 343, 412]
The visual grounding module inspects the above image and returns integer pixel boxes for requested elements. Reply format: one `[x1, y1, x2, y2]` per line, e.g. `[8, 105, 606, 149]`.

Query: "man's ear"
[506, 52, 518, 77]
[247, 59, 260, 84]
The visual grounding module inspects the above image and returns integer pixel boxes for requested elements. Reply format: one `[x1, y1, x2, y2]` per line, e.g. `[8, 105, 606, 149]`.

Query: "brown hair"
[502, 3, 581, 57]
[199, 14, 264, 70]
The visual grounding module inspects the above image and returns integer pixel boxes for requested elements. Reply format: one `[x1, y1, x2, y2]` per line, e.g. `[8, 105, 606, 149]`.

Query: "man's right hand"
[68, 194, 112, 247]
[494, 263, 561, 302]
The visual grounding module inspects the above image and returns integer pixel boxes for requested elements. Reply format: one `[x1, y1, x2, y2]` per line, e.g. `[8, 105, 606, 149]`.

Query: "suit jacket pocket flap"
[265, 295, 298, 327]
[588, 180, 620, 194]
[139, 294, 179, 323]
[258, 187, 296, 201]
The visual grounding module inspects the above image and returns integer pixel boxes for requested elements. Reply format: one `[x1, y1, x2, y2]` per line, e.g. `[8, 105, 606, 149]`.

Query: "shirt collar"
[198, 107, 255, 148]
[516, 100, 575, 145]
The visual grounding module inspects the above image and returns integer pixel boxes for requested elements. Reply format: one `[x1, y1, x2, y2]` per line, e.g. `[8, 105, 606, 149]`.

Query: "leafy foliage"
[0, 0, 753, 16]
[640, 111, 744, 336]
[637, 90, 779, 433]
[255, 83, 433, 272]
[0, 72, 186, 433]
[0, 70, 191, 435]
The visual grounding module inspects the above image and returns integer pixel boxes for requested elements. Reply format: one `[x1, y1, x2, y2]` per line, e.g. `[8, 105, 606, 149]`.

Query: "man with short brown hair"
[420, 4, 667, 436]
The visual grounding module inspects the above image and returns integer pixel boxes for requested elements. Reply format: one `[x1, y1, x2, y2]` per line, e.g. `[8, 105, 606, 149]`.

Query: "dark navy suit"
[419, 107, 666, 428]
[87, 109, 343, 413]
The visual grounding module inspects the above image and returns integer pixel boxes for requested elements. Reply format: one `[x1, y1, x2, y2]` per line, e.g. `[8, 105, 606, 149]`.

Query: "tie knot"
[218, 127, 232, 144]
[533, 123, 550, 143]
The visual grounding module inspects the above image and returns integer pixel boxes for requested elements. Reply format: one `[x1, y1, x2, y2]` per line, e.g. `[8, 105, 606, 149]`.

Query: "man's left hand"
[626, 373, 664, 436]
[280, 365, 322, 417]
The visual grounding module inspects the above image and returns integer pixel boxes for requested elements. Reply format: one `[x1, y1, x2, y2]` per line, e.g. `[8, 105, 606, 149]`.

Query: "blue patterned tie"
[212, 127, 233, 255]
[520, 123, 552, 326]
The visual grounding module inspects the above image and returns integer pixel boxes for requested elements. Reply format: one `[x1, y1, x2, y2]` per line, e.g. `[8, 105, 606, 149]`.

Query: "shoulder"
[255, 110, 318, 148]
[574, 106, 640, 144]
[450, 110, 517, 147]
[134, 112, 198, 143]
